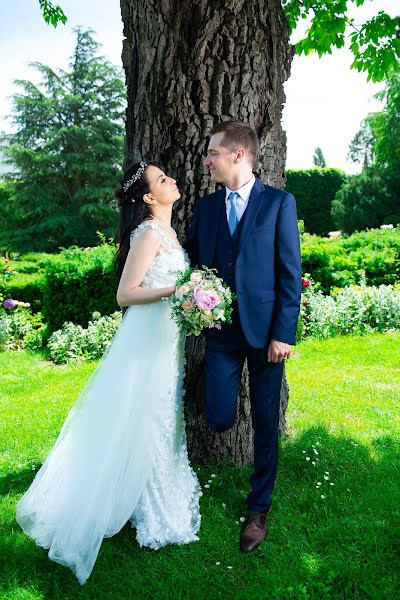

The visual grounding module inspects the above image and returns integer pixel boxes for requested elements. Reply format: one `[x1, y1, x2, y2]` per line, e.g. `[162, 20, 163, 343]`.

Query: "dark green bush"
[1, 252, 61, 311]
[285, 168, 346, 236]
[331, 170, 400, 234]
[41, 243, 119, 333]
[6, 273, 45, 312]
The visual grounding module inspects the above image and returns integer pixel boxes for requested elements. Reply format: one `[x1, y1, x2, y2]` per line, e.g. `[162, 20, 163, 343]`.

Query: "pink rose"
[193, 286, 219, 311]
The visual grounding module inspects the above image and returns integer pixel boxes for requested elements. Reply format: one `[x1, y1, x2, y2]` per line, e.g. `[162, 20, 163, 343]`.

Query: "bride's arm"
[116, 228, 175, 306]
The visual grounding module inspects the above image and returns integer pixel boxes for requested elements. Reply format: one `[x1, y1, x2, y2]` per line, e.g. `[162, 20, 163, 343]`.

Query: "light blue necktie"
[228, 191, 240, 235]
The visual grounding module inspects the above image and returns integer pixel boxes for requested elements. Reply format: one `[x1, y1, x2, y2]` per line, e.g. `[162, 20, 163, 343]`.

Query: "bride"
[16, 161, 202, 585]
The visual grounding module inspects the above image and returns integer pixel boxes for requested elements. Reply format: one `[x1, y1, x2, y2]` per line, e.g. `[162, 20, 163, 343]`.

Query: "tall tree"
[0, 28, 125, 252]
[120, 0, 293, 464]
[347, 117, 375, 168]
[313, 147, 326, 167]
[333, 73, 400, 233]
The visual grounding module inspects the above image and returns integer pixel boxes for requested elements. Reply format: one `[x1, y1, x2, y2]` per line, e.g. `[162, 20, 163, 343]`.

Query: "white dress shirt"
[225, 175, 256, 224]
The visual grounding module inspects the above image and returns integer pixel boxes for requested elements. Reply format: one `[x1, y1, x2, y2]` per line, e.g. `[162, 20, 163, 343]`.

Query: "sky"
[0, 0, 398, 174]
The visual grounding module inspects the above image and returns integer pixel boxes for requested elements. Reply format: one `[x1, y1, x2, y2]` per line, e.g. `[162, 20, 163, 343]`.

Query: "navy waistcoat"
[213, 202, 246, 326]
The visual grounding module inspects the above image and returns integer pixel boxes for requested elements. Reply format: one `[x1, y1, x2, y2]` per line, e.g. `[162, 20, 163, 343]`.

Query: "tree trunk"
[120, 0, 293, 464]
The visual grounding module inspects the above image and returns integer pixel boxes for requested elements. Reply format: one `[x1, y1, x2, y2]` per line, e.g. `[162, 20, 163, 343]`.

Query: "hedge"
[5, 273, 45, 312]
[41, 244, 119, 333]
[3, 229, 399, 331]
[301, 228, 400, 292]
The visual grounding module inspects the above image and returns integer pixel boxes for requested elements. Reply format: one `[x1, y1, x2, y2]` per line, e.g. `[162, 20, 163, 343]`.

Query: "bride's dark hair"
[115, 161, 158, 280]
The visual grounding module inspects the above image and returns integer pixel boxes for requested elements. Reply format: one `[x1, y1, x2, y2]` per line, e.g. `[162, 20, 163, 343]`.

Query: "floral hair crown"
[123, 161, 148, 196]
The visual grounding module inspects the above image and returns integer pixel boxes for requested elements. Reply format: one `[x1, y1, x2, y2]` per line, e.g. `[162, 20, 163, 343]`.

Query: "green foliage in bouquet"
[170, 267, 236, 336]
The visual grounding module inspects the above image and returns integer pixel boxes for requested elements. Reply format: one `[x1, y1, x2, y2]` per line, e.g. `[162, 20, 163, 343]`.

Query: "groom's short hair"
[209, 121, 259, 166]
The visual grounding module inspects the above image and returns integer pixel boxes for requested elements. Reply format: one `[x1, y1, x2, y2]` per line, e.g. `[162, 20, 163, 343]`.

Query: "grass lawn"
[0, 332, 399, 599]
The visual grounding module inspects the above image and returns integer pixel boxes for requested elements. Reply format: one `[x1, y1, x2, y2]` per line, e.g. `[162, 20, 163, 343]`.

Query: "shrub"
[41, 242, 119, 333]
[285, 168, 346, 235]
[331, 170, 400, 235]
[0, 304, 45, 351]
[0, 252, 60, 312]
[340, 228, 400, 286]
[5, 273, 45, 312]
[47, 311, 122, 364]
[298, 276, 400, 340]
[301, 227, 400, 292]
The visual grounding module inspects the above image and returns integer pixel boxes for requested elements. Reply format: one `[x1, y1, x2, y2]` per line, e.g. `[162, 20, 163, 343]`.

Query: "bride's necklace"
[150, 215, 180, 246]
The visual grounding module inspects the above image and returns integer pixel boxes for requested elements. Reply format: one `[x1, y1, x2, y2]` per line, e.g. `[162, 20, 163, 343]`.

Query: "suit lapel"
[237, 179, 265, 256]
[202, 187, 225, 266]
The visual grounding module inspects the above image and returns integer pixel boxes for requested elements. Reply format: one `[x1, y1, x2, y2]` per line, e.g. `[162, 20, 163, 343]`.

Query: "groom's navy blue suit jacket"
[184, 179, 302, 348]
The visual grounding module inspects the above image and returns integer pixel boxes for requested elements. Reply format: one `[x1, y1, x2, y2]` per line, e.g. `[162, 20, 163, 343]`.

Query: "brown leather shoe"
[239, 511, 268, 553]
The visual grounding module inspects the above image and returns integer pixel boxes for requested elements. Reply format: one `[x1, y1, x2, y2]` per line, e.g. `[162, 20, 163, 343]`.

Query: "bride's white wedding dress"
[16, 220, 202, 585]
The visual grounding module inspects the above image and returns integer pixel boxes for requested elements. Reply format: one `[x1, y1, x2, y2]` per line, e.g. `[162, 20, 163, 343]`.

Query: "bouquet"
[170, 266, 236, 336]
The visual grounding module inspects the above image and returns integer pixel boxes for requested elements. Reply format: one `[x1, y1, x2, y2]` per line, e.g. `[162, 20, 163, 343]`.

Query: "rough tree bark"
[120, 0, 294, 465]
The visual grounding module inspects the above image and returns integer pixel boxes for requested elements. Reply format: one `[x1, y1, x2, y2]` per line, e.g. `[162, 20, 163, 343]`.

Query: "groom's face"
[204, 133, 236, 183]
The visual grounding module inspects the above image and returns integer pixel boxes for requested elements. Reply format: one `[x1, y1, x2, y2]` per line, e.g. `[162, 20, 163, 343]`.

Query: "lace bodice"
[130, 220, 188, 288]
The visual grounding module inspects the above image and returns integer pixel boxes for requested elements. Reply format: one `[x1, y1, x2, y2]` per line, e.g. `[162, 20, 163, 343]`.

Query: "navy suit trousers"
[204, 324, 283, 513]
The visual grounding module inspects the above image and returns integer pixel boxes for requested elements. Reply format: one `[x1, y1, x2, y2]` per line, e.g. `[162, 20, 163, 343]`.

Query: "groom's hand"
[267, 339, 292, 363]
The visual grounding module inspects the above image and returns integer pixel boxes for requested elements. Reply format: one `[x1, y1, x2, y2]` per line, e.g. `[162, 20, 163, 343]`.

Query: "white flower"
[306, 456, 310, 461]
[222, 503, 226, 508]
[235, 520, 239, 525]
[239, 517, 245, 522]
[302, 450, 306, 453]
[190, 271, 202, 283]
[211, 474, 216, 478]
[317, 482, 322, 486]
[176, 284, 190, 296]
[313, 449, 319, 455]
[31, 465, 36, 471]
[330, 483, 334, 486]
[320, 495, 325, 499]
[312, 461, 316, 466]
[325, 471, 329, 475]
[216, 562, 221, 565]
[204, 484, 210, 488]
[227, 566, 233, 570]
[324, 475, 329, 480]
[208, 479, 212, 483]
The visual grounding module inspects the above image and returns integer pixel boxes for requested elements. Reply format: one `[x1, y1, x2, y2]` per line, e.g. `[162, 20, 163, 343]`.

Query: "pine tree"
[0, 28, 126, 252]
[313, 147, 326, 168]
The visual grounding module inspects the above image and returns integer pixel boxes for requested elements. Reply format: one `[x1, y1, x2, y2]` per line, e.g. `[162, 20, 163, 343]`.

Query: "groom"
[184, 120, 301, 553]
